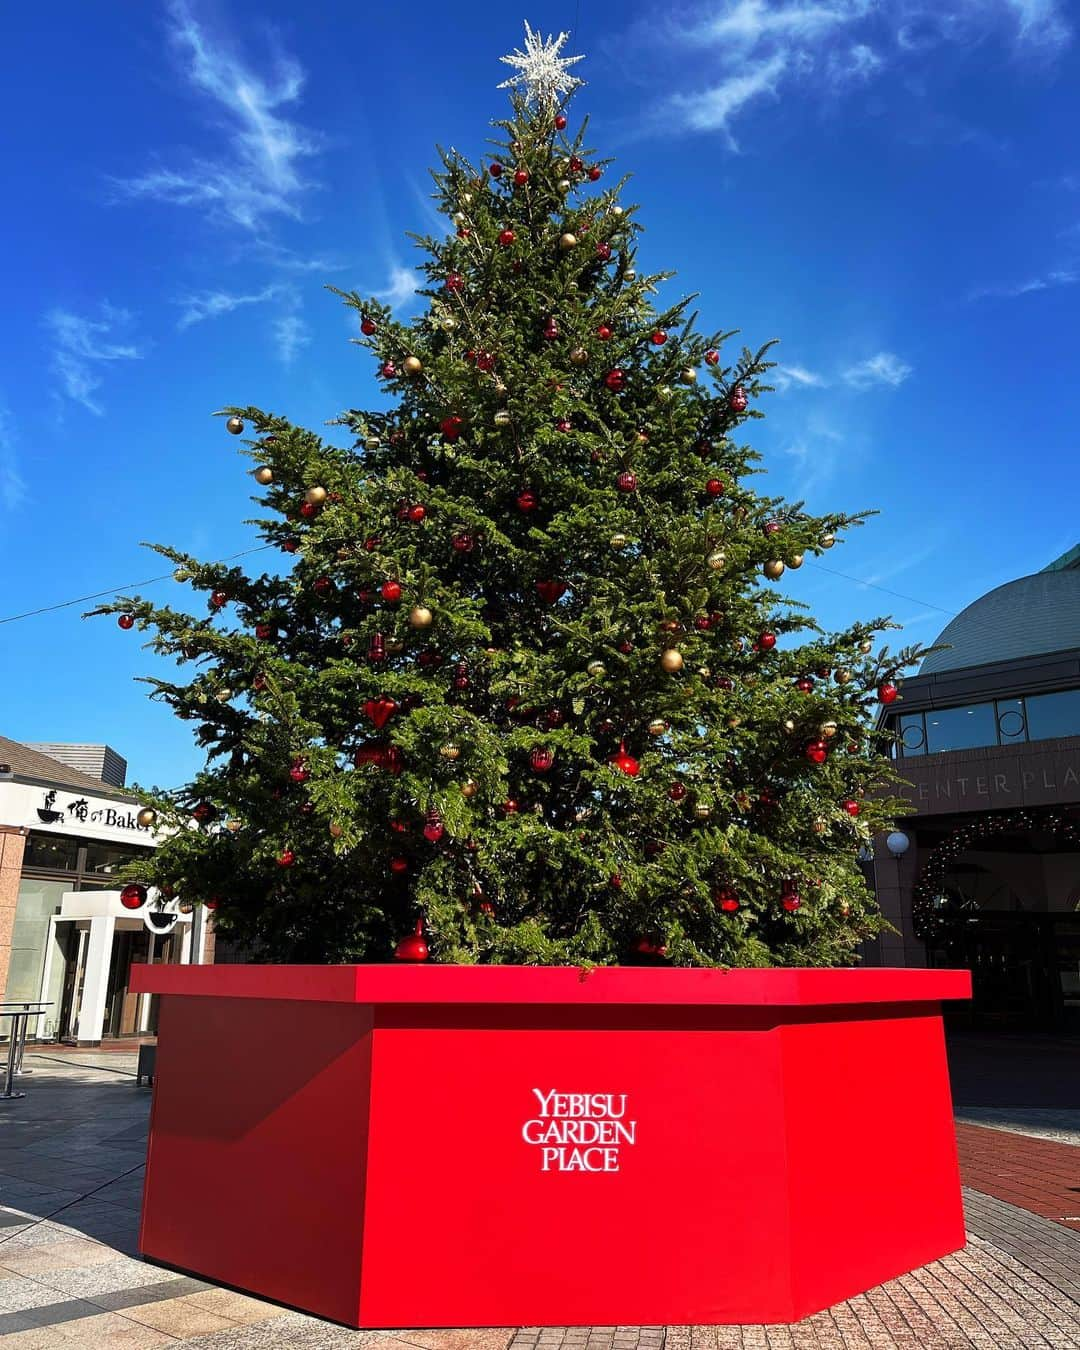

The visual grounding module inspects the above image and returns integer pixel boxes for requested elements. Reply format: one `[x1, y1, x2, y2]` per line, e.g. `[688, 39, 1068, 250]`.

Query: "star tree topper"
[498, 21, 584, 106]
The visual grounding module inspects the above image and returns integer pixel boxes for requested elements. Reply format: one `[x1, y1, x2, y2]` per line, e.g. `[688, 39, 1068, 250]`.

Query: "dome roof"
[920, 568, 1080, 674]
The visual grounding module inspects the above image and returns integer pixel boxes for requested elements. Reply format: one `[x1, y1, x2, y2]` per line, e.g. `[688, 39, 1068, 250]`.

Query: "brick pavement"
[0, 1051, 1077, 1347]
[956, 1122, 1080, 1231]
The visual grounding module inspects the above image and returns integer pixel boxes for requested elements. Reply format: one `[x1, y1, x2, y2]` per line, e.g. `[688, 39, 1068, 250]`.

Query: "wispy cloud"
[774, 363, 829, 391]
[374, 264, 422, 311]
[654, 1, 1070, 143]
[0, 399, 26, 511]
[842, 351, 913, 388]
[109, 0, 319, 231]
[273, 314, 311, 365]
[968, 267, 1078, 299]
[46, 305, 144, 416]
[176, 285, 281, 329]
[781, 416, 846, 499]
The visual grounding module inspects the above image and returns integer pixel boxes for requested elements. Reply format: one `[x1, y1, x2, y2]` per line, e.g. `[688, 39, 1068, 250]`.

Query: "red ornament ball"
[795, 677, 814, 693]
[255, 622, 273, 640]
[380, 361, 397, 378]
[605, 368, 627, 392]
[716, 888, 740, 914]
[536, 580, 568, 604]
[380, 580, 402, 603]
[569, 155, 584, 174]
[596, 323, 613, 340]
[610, 743, 640, 777]
[805, 740, 829, 765]
[782, 892, 802, 913]
[120, 884, 146, 910]
[588, 165, 602, 181]
[542, 318, 559, 340]
[694, 614, 711, 631]
[513, 168, 529, 186]
[489, 162, 503, 178]
[394, 921, 429, 963]
[651, 330, 668, 346]
[497, 229, 515, 247]
[117, 613, 135, 630]
[423, 812, 444, 843]
[389, 856, 409, 875]
[529, 746, 555, 773]
[705, 478, 725, 497]
[476, 350, 496, 371]
[705, 349, 720, 365]
[276, 849, 295, 868]
[616, 470, 638, 493]
[360, 316, 376, 336]
[282, 538, 300, 553]
[299, 501, 318, 519]
[878, 682, 899, 705]
[555, 114, 568, 130]
[444, 272, 464, 293]
[556, 418, 572, 434]
[209, 590, 228, 609]
[408, 503, 427, 523]
[501, 799, 519, 815]
[313, 576, 332, 594]
[516, 489, 538, 512]
[758, 631, 777, 651]
[289, 763, 309, 784]
[669, 783, 688, 801]
[451, 532, 475, 553]
[843, 799, 862, 817]
[596, 241, 612, 261]
[729, 385, 748, 413]
[440, 415, 464, 441]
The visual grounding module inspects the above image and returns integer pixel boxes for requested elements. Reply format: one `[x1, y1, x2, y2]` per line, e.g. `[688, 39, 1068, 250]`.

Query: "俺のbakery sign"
[522, 1089, 637, 1172]
[0, 781, 154, 847]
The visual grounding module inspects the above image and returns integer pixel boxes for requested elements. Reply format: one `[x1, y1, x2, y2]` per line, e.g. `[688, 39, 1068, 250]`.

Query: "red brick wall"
[0, 827, 28, 996]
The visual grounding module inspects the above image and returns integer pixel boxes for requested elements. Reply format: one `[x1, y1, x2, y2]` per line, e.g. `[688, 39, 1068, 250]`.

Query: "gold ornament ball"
[813, 818, 827, 835]
[657, 385, 673, 402]
[253, 466, 273, 485]
[494, 410, 511, 426]
[305, 485, 328, 506]
[440, 314, 457, 331]
[173, 567, 191, 582]
[403, 356, 423, 377]
[586, 660, 606, 677]
[386, 639, 404, 655]
[558, 178, 571, 192]
[225, 415, 244, 435]
[570, 347, 589, 366]
[648, 718, 668, 736]
[215, 688, 233, 702]
[697, 666, 711, 678]
[329, 822, 344, 838]
[452, 210, 466, 223]
[461, 779, 479, 799]
[820, 721, 838, 739]
[364, 436, 380, 451]
[763, 560, 786, 580]
[660, 648, 684, 673]
[559, 232, 578, 251]
[694, 802, 712, 820]
[782, 718, 797, 734]
[859, 639, 873, 655]
[680, 367, 697, 385]
[834, 669, 852, 685]
[611, 204, 624, 216]
[409, 605, 433, 628]
[707, 549, 726, 571]
[610, 533, 629, 550]
[137, 807, 157, 828]
[788, 553, 804, 569]
[461, 192, 473, 205]
[821, 533, 836, 549]
[624, 268, 637, 281]
[440, 743, 461, 762]
[226, 819, 242, 833]
[494, 382, 509, 399]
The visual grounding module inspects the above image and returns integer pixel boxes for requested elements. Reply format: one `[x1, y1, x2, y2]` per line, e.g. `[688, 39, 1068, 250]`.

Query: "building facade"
[871, 549, 1080, 1028]
[0, 736, 211, 1044]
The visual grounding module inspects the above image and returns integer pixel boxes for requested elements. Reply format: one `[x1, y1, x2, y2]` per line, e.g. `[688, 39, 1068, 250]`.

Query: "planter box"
[131, 964, 970, 1328]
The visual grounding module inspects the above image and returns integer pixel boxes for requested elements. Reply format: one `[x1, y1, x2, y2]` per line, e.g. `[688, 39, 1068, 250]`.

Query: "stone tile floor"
[0, 1048, 1077, 1348]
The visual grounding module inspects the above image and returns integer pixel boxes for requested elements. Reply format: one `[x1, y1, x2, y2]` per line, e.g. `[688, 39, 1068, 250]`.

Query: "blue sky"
[2, 0, 1078, 791]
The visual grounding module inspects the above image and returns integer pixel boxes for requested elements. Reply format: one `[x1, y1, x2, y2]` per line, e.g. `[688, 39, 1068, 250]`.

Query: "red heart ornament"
[535, 580, 568, 604]
[364, 697, 398, 729]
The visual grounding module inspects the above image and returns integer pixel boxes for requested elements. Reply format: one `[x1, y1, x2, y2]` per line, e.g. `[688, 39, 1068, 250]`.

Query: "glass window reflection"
[925, 703, 999, 754]
[1026, 689, 1080, 742]
[897, 714, 926, 755]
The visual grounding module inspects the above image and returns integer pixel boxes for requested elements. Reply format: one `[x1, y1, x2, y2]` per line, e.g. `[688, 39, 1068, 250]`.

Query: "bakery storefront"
[871, 549, 1080, 1029]
[0, 738, 208, 1045]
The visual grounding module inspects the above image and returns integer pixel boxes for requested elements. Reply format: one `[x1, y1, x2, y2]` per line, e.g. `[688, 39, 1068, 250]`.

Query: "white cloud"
[657, 1, 1070, 141]
[0, 400, 25, 511]
[968, 267, 1078, 299]
[176, 285, 281, 329]
[774, 363, 829, 391]
[374, 264, 422, 310]
[842, 351, 913, 388]
[45, 305, 144, 415]
[110, 0, 319, 230]
[668, 55, 788, 145]
[273, 314, 311, 366]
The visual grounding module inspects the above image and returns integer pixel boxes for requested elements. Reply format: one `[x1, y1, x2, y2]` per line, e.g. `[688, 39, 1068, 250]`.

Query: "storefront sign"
[0, 780, 154, 847]
[522, 1089, 637, 1172]
[898, 749, 1080, 815]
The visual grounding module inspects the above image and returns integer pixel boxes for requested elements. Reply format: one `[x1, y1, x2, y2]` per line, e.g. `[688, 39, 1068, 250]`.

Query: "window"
[1026, 689, 1080, 742]
[897, 713, 926, 755]
[83, 842, 141, 877]
[996, 699, 1026, 742]
[924, 703, 999, 754]
[22, 835, 80, 872]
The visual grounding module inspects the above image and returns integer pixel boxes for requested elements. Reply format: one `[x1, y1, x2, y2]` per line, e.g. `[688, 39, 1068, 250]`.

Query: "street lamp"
[886, 831, 910, 859]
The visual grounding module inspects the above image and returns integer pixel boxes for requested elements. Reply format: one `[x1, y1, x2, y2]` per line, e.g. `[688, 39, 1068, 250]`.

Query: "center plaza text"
[522, 1090, 637, 1172]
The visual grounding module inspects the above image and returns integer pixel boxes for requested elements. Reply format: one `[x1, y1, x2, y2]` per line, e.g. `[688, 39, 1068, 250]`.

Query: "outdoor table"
[0, 1003, 51, 1101]
[132, 964, 970, 1328]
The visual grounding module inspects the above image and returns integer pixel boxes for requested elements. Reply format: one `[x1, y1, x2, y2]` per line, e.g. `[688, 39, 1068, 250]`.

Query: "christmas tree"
[98, 28, 922, 967]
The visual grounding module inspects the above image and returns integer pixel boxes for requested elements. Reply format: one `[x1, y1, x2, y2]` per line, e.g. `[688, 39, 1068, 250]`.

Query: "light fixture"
[886, 831, 911, 859]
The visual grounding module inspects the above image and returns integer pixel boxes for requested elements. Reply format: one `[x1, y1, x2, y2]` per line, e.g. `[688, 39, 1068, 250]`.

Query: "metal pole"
[0, 1014, 26, 1101]
[15, 1003, 32, 1075]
